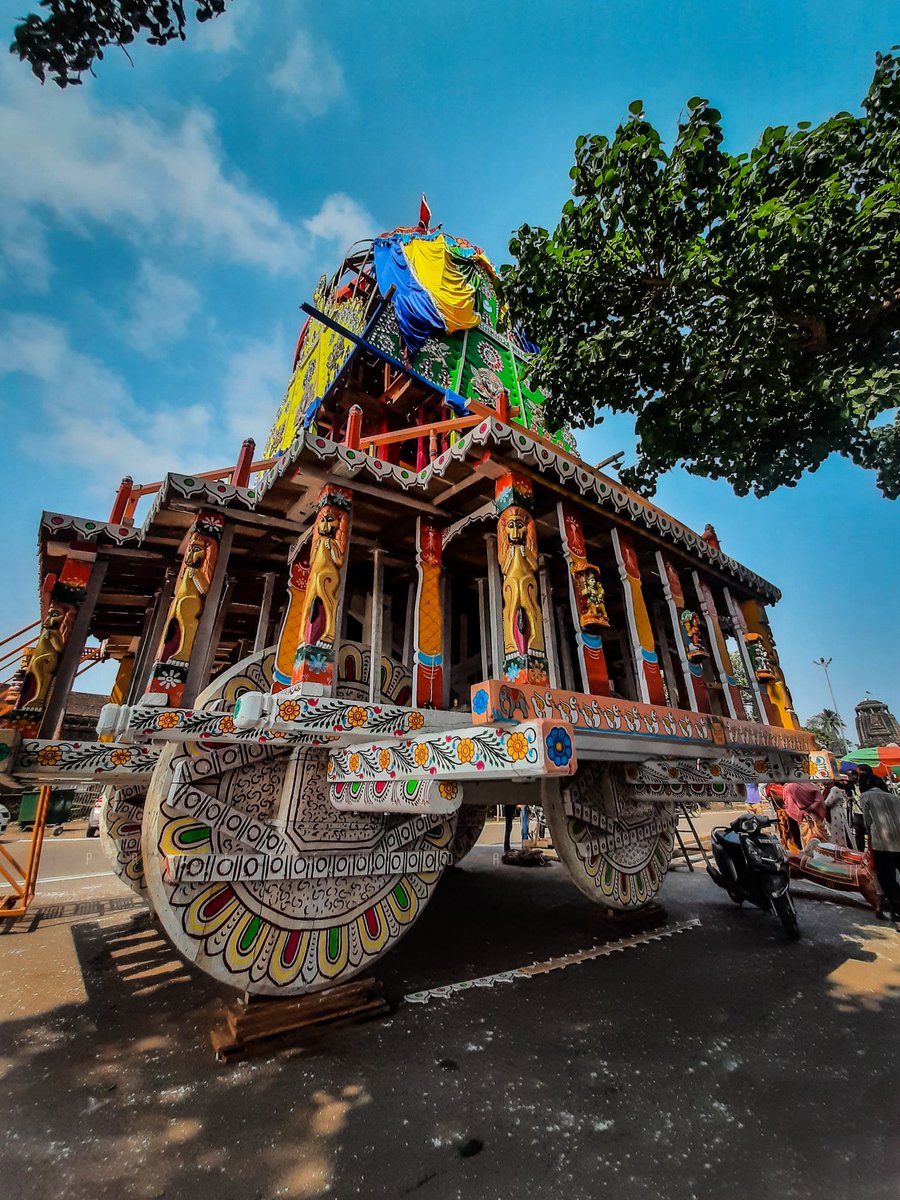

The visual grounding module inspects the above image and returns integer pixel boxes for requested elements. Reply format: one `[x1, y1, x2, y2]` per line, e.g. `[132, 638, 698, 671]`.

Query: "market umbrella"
[840, 746, 900, 778]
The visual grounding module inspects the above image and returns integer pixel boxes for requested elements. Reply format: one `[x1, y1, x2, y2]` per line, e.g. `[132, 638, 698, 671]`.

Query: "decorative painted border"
[11, 739, 159, 782]
[330, 779, 462, 814]
[232, 692, 459, 740]
[326, 719, 576, 783]
[167, 847, 453, 885]
[469, 680, 816, 756]
[98, 701, 322, 746]
[260, 423, 780, 602]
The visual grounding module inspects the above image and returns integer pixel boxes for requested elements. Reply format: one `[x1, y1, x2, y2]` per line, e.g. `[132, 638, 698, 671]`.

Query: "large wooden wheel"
[100, 785, 147, 899]
[544, 763, 675, 910]
[141, 650, 456, 996]
[448, 805, 489, 864]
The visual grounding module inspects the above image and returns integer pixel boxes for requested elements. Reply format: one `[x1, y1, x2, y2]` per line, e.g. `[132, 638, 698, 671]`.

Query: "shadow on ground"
[1, 852, 898, 1200]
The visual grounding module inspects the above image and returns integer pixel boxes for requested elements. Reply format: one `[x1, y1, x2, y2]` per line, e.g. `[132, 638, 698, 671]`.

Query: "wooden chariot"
[0, 223, 816, 993]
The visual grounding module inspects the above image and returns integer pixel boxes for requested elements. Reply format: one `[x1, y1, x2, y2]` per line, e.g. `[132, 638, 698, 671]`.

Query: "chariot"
[0, 220, 816, 994]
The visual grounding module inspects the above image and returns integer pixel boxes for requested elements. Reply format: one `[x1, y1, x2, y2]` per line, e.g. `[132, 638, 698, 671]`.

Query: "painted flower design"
[156, 670, 182, 691]
[414, 743, 430, 767]
[198, 515, 224, 534]
[378, 749, 391, 770]
[407, 710, 425, 730]
[279, 699, 301, 721]
[37, 745, 63, 767]
[218, 716, 236, 734]
[546, 727, 573, 768]
[457, 739, 475, 764]
[110, 748, 132, 767]
[506, 731, 529, 762]
[439, 783, 458, 800]
[348, 752, 361, 774]
[156, 711, 180, 729]
[307, 652, 328, 674]
[472, 688, 488, 716]
[347, 706, 368, 728]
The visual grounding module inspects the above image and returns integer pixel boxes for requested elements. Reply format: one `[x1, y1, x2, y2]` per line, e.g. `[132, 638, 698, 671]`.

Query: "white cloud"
[125, 261, 200, 355]
[193, 2, 254, 54]
[270, 30, 345, 115]
[304, 194, 377, 250]
[0, 59, 302, 283]
[0, 311, 294, 495]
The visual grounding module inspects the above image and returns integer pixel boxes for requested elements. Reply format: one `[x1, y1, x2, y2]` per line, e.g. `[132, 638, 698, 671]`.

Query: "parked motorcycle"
[707, 813, 800, 939]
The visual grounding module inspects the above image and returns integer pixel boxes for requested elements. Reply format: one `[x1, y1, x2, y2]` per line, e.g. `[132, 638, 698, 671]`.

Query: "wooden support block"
[211, 977, 389, 1063]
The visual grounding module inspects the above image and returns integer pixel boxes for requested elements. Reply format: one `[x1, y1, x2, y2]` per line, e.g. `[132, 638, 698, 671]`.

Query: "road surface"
[1, 820, 897, 1200]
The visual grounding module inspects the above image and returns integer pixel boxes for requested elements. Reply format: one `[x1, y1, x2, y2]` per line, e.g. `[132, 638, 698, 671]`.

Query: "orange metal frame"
[0, 785, 50, 918]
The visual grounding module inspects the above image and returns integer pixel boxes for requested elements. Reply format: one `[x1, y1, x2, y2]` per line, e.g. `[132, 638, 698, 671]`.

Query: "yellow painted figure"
[21, 608, 66, 709]
[300, 505, 347, 649]
[498, 507, 545, 660]
[163, 536, 212, 664]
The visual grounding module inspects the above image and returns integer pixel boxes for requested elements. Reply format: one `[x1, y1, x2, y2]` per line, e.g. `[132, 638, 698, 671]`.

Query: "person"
[782, 780, 828, 846]
[823, 777, 853, 848]
[861, 775, 900, 920]
[521, 804, 531, 846]
[767, 783, 802, 852]
[503, 804, 516, 855]
[849, 768, 871, 850]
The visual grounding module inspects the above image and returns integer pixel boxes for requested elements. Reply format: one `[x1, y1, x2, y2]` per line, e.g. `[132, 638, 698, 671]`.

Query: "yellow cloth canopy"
[403, 235, 480, 334]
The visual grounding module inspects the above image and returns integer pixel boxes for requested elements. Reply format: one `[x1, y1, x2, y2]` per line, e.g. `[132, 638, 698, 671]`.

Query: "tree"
[10, 1, 234, 87]
[500, 52, 900, 500]
[805, 709, 851, 756]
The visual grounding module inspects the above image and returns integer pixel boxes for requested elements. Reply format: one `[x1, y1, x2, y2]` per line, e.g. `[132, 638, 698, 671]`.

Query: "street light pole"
[813, 656, 849, 750]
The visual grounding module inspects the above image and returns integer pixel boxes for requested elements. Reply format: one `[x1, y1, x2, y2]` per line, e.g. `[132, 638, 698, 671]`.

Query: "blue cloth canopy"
[374, 237, 445, 358]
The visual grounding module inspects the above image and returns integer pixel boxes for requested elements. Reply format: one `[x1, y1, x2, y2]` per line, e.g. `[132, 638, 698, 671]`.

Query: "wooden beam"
[291, 467, 446, 516]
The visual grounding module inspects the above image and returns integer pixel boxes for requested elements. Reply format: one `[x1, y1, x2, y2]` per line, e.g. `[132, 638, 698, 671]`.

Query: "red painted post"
[496, 388, 510, 423]
[109, 477, 134, 524]
[344, 405, 363, 451]
[231, 439, 256, 487]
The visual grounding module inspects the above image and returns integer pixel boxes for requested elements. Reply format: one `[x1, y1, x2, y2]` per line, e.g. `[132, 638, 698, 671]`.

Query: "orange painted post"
[0, 784, 50, 918]
[273, 547, 311, 691]
[692, 574, 745, 720]
[611, 528, 666, 706]
[231, 439, 256, 487]
[496, 388, 510, 424]
[109, 476, 134, 524]
[557, 503, 611, 695]
[739, 599, 799, 729]
[656, 552, 711, 714]
[412, 519, 444, 706]
[344, 405, 363, 451]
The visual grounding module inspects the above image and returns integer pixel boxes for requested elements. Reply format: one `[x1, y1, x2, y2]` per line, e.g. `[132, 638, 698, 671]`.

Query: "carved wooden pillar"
[656, 552, 711, 714]
[291, 484, 353, 694]
[723, 588, 771, 725]
[109, 656, 135, 706]
[273, 545, 311, 691]
[495, 473, 549, 685]
[1, 548, 101, 737]
[557, 503, 610, 696]
[144, 511, 226, 707]
[739, 599, 799, 729]
[692, 573, 745, 720]
[610, 528, 665, 705]
[412, 518, 444, 707]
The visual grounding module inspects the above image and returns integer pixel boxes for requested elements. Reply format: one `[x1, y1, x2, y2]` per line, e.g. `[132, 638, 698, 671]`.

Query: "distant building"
[855, 698, 900, 748]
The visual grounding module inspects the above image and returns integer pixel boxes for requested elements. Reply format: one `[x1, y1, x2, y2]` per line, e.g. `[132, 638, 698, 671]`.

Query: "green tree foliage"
[805, 709, 850, 756]
[501, 53, 900, 499]
[10, 1, 234, 87]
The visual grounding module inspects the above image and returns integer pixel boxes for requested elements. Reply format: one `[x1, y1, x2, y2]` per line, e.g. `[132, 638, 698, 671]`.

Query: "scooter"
[707, 814, 800, 939]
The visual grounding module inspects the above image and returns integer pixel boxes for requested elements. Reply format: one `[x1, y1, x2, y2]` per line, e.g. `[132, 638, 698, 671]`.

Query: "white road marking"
[0, 870, 112, 886]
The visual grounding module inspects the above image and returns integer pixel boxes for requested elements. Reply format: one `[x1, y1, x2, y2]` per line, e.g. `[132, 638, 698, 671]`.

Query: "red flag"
[418, 194, 431, 231]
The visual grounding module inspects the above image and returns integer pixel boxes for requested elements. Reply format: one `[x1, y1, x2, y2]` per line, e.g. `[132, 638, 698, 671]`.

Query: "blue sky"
[0, 0, 897, 735]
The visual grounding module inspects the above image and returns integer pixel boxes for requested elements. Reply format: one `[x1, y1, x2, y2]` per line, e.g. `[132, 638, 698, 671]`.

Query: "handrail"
[359, 413, 482, 450]
[0, 619, 40, 650]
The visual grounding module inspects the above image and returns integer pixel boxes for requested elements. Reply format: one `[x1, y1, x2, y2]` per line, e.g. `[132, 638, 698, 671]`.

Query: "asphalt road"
[1, 827, 897, 1200]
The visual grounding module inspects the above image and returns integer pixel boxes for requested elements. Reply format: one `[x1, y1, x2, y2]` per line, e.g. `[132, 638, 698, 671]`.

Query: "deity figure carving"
[680, 609, 707, 661]
[744, 632, 775, 680]
[574, 566, 609, 629]
[300, 503, 348, 649]
[160, 535, 212, 664]
[498, 506, 545, 663]
[19, 608, 68, 710]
